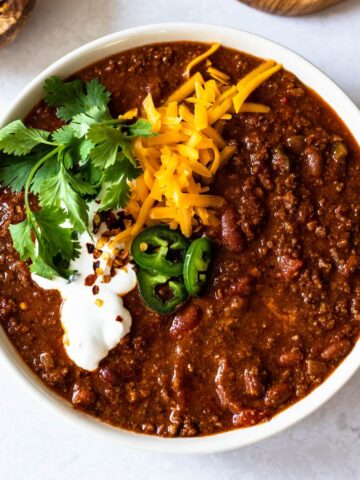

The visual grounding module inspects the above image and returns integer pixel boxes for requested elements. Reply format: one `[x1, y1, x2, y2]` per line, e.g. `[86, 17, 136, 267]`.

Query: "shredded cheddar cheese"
[184, 43, 220, 79]
[111, 44, 282, 245]
[118, 108, 138, 121]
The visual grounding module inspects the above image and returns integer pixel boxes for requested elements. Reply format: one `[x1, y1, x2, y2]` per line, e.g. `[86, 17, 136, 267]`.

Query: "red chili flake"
[119, 249, 129, 260]
[113, 257, 121, 267]
[116, 315, 123, 323]
[85, 274, 97, 286]
[86, 243, 95, 254]
[113, 258, 124, 268]
[280, 96, 288, 104]
[101, 228, 121, 237]
[105, 212, 117, 228]
[113, 250, 129, 269]
[92, 285, 99, 295]
[93, 249, 102, 260]
[92, 213, 102, 234]
[93, 260, 100, 271]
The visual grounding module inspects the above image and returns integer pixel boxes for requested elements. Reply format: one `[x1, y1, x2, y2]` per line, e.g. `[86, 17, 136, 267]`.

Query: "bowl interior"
[1, 23, 360, 454]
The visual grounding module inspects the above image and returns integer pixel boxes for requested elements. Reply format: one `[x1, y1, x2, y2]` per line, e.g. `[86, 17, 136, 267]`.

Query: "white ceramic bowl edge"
[1, 23, 360, 454]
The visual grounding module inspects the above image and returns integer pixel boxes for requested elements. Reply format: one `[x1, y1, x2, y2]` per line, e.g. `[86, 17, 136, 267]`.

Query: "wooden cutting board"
[239, 0, 344, 15]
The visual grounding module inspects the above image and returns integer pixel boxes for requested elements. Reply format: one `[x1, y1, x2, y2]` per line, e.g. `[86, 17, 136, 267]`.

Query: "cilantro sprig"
[0, 76, 154, 279]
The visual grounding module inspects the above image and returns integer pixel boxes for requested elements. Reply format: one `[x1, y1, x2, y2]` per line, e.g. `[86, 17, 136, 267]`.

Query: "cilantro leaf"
[100, 159, 141, 211]
[30, 207, 80, 279]
[9, 208, 80, 280]
[85, 78, 111, 108]
[44, 77, 111, 122]
[79, 161, 103, 185]
[0, 144, 56, 192]
[43, 77, 85, 121]
[69, 172, 98, 196]
[52, 125, 75, 145]
[87, 124, 124, 168]
[30, 156, 60, 194]
[126, 118, 157, 137]
[39, 165, 90, 233]
[0, 120, 51, 156]
[79, 139, 94, 163]
[34, 207, 79, 262]
[63, 139, 86, 170]
[0, 152, 37, 192]
[30, 257, 60, 279]
[87, 124, 136, 167]
[71, 106, 111, 138]
[9, 219, 36, 259]
[118, 135, 135, 165]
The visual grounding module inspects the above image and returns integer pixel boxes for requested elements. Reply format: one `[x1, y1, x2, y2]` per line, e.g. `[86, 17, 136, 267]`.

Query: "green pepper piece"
[131, 226, 189, 276]
[183, 237, 213, 296]
[136, 268, 188, 313]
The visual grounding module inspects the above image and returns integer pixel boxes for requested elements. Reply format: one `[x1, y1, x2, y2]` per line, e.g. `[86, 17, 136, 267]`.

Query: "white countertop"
[1, 1, 360, 479]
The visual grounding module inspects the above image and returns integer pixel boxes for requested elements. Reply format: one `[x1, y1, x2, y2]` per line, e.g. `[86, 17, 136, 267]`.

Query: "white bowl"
[1, 23, 360, 455]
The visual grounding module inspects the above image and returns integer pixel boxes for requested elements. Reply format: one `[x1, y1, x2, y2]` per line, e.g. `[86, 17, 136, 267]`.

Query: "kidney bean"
[215, 358, 242, 414]
[243, 367, 263, 397]
[264, 383, 292, 408]
[99, 365, 119, 385]
[304, 145, 323, 177]
[286, 135, 305, 155]
[221, 206, 243, 252]
[169, 305, 202, 339]
[278, 348, 303, 367]
[99, 361, 136, 384]
[321, 339, 351, 361]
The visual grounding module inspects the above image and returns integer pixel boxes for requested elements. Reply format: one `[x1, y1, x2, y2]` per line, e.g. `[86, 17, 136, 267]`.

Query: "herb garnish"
[0, 76, 154, 279]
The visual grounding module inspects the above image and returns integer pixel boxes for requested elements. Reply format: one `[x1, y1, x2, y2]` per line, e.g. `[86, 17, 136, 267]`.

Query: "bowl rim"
[1, 22, 360, 455]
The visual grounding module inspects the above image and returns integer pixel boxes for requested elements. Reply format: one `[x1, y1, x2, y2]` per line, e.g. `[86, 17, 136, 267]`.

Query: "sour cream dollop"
[32, 211, 137, 371]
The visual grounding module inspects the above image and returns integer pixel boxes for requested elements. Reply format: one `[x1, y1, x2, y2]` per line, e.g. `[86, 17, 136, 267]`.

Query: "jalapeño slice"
[183, 237, 213, 296]
[131, 226, 189, 276]
[136, 268, 188, 313]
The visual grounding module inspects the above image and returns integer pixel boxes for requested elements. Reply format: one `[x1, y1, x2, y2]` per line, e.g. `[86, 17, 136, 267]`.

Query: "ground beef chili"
[1, 42, 359, 437]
